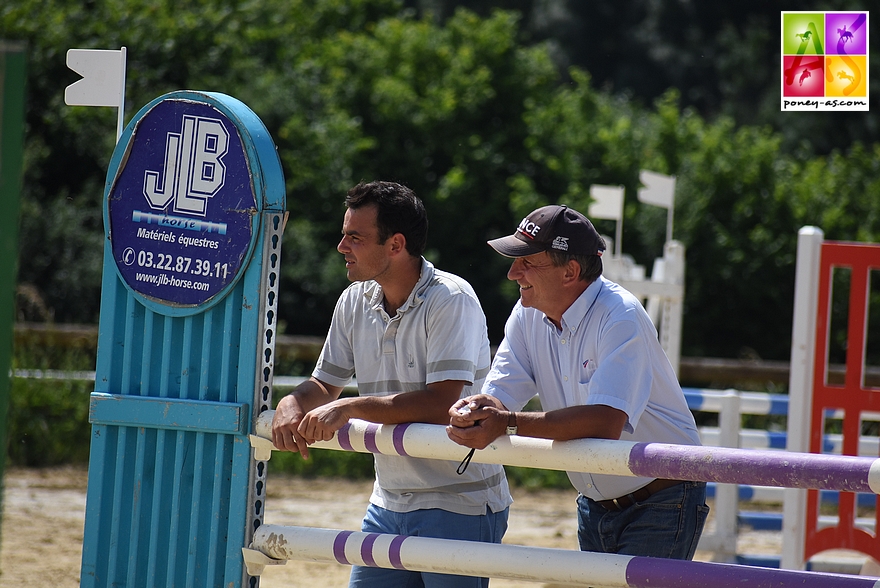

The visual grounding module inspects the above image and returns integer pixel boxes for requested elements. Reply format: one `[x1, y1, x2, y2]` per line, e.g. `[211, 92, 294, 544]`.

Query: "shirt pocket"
[578, 359, 598, 385]
[572, 360, 597, 406]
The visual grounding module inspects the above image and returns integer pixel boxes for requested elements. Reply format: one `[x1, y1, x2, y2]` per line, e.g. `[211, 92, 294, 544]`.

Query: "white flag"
[65, 48, 126, 107]
[588, 185, 624, 221]
[637, 170, 676, 209]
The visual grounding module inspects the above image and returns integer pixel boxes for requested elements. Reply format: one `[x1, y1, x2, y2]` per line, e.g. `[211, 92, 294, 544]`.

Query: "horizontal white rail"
[244, 524, 877, 587]
[251, 412, 880, 494]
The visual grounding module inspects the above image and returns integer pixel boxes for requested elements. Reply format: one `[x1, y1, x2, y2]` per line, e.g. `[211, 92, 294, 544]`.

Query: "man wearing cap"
[447, 204, 708, 560]
[272, 181, 512, 587]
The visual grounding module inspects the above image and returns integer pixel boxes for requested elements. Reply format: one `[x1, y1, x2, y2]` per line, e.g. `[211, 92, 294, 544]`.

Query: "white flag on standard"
[65, 48, 126, 107]
[637, 170, 676, 209]
[638, 169, 676, 244]
[588, 184, 624, 221]
[589, 184, 625, 257]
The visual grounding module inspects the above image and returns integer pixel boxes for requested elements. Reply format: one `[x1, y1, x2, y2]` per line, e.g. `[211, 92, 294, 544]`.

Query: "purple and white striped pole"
[245, 524, 880, 587]
[252, 413, 880, 494]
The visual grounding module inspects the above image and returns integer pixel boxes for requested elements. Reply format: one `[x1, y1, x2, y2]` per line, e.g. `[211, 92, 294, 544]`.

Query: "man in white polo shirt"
[447, 204, 707, 560]
[272, 181, 511, 587]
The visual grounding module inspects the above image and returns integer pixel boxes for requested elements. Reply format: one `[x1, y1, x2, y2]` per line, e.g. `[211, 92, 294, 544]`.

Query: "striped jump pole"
[251, 412, 880, 494]
[243, 524, 879, 587]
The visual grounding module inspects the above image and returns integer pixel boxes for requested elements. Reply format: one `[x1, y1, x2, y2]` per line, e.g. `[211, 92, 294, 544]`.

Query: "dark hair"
[547, 249, 604, 284]
[345, 181, 428, 257]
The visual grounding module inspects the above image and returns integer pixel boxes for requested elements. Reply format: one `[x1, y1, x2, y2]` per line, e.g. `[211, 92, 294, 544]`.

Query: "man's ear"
[562, 259, 582, 285]
[387, 232, 407, 256]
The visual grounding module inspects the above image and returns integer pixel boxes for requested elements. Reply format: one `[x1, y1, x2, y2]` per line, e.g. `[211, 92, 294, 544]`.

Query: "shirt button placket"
[383, 321, 398, 355]
[559, 333, 569, 384]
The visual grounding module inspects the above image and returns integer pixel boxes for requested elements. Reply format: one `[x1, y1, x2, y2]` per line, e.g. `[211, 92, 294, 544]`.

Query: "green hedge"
[8, 376, 92, 466]
[8, 334, 565, 485]
[266, 443, 572, 489]
[8, 334, 95, 466]
[7, 372, 572, 489]
[7, 334, 573, 488]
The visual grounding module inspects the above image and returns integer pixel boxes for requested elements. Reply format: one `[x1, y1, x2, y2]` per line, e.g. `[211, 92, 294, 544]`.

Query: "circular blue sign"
[107, 98, 256, 309]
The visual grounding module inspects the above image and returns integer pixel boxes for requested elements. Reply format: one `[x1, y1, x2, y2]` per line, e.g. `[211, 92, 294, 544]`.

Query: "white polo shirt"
[314, 258, 512, 516]
[484, 275, 701, 501]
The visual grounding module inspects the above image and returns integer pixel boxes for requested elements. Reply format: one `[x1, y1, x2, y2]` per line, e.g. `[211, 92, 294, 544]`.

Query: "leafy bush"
[268, 447, 375, 480]
[503, 466, 572, 490]
[8, 335, 94, 465]
[265, 445, 576, 489]
[7, 377, 92, 466]
[6, 334, 582, 487]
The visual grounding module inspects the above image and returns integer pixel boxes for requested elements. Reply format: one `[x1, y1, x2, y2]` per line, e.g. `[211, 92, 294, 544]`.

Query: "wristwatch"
[506, 411, 518, 435]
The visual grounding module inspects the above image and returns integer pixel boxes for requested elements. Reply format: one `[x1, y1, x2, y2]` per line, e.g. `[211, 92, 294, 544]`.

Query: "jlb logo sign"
[781, 11, 869, 111]
[107, 99, 256, 308]
[144, 115, 229, 215]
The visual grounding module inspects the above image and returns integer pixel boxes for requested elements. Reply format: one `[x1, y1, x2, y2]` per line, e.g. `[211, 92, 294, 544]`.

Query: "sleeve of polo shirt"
[585, 311, 653, 434]
[312, 288, 356, 388]
[482, 304, 538, 412]
[423, 288, 485, 386]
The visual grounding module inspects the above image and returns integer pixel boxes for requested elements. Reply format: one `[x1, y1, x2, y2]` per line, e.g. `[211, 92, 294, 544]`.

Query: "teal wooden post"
[0, 41, 26, 541]
[80, 91, 285, 587]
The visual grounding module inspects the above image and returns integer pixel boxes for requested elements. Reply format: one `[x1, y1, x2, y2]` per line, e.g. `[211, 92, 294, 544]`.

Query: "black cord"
[456, 448, 475, 475]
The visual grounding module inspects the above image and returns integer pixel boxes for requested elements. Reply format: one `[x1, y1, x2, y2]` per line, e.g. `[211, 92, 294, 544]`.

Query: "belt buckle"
[611, 497, 623, 510]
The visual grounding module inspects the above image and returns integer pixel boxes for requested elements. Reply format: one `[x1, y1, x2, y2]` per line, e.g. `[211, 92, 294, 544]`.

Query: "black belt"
[594, 478, 684, 512]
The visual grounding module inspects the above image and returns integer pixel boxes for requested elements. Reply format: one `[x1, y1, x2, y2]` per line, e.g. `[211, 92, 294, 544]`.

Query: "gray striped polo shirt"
[313, 258, 512, 516]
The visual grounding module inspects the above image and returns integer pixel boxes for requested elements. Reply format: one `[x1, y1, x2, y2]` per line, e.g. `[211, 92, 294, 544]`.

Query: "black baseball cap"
[487, 205, 606, 258]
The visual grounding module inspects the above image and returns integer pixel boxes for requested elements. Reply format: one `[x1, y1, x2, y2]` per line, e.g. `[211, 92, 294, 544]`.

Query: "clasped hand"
[446, 394, 507, 450]
[272, 397, 350, 459]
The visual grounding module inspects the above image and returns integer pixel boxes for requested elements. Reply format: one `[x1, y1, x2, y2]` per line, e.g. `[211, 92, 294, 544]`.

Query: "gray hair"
[546, 250, 603, 283]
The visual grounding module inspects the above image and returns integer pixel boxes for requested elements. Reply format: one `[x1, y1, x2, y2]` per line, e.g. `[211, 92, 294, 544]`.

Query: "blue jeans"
[577, 481, 708, 559]
[348, 503, 509, 588]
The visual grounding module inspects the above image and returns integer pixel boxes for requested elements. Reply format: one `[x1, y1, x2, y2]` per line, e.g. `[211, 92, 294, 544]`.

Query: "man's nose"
[507, 259, 523, 280]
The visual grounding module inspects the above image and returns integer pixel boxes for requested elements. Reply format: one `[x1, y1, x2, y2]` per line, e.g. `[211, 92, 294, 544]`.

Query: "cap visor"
[487, 234, 545, 258]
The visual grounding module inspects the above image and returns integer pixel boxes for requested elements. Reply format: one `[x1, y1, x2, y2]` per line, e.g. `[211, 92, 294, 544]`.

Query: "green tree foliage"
[270, 7, 571, 337]
[414, 0, 880, 156]
[647, 94, 880, 359]
[3, 0, 880, 364]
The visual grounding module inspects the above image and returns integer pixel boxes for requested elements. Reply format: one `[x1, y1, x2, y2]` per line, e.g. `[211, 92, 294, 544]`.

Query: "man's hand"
[271, 394, 313, 459]
[298, 400, 351, 444]
[448, 394, 504, 424]
[271, 378, 345, 459]
[446, 394, 508, 450]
